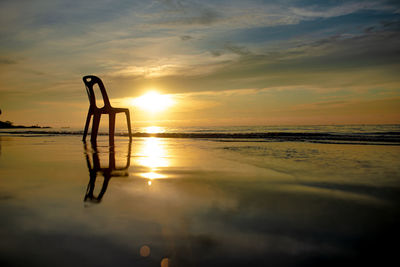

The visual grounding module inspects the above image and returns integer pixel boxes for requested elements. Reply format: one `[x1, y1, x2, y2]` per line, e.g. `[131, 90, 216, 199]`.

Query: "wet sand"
[0, 135, 399, 266]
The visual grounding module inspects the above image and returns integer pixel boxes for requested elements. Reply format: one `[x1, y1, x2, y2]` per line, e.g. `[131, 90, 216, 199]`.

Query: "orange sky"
[0, 0, 399, 128]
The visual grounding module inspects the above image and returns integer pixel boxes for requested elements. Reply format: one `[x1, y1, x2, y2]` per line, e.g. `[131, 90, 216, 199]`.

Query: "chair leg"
[83, 110, 92, 141]
[109, 113, 116, 146]
[125, 110, 132, 141]
[91, 113, 101, 143]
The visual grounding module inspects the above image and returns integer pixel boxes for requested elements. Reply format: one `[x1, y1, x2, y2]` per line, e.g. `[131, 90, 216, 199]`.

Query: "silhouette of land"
[0, 120, 50, 129]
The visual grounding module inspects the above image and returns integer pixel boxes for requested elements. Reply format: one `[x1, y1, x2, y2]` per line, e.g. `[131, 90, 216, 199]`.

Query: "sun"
[131, 91, 174, 113]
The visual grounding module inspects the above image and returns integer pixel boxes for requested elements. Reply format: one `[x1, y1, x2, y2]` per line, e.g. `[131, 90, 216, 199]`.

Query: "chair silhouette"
[83, 140, 132, 203]
[82, 75, 132, 144]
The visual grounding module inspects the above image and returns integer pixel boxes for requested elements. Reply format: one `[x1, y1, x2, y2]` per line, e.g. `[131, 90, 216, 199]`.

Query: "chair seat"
[94, 106, 130, 114]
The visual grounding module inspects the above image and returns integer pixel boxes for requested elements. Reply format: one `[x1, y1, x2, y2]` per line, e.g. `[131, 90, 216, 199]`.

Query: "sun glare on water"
[131, 91, 174, 113]
[144, 126, 165, 133]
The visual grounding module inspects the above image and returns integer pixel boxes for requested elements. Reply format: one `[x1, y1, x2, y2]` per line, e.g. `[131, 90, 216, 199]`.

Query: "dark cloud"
[380, 19, 400, 29]
[207, 43, 251, 58]
[364, 26, 375, 33]
[26, 69, 46, 76]
[162, 8, 220, 26]
[180, 35, 193, 41]
[223, 43, 251, 56]
[0, 57, 17, 65]
[156, 0, 221, 26]
[210, 50, 222, 57]
[159, 0, 185, 9]
[300, 29, 400, 67]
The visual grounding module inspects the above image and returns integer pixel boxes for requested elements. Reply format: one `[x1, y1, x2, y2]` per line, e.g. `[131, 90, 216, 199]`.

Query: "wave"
[1, 129, 400, 145]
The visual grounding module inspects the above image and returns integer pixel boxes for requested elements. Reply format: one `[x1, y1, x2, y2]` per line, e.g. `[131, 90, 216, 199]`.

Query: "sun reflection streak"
[140, 172, 165, 179]
[137, 138, 169, 168]
[137, 137, 170, 184]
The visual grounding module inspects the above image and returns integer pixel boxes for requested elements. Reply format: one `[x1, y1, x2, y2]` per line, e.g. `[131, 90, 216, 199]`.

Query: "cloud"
[109, 64, 181, 78]
[0, 57, 17, 65]
[103, 22, 400, 99]
[223, 43, 251, 56]
[290, 1, 397, 19]
[180, 35, 193, 41]
[210, 50, 222, 57]
[145, 0, 400, 31]
[155, 5, 221, 26]
[208, 43, 251, 57]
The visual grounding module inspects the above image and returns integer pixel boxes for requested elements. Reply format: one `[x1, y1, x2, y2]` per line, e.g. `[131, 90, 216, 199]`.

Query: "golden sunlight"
[140, 172, 166, 180]
[144, 126, 165, 134]
[137, 138, 169, 169]
[136, 137, 170, 185]
[131, 91, 174, 113]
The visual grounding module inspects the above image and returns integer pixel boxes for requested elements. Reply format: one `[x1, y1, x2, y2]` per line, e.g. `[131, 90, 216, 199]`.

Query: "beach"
[1, 134, 400, 266]
[2, 0, 400, 265]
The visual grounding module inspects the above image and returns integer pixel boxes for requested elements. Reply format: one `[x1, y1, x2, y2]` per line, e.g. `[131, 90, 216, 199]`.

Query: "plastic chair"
[82, 75, 132, 143]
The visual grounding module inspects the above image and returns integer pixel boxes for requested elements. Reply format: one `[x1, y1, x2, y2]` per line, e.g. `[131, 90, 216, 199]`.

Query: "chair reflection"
[83, 140, 132, 203]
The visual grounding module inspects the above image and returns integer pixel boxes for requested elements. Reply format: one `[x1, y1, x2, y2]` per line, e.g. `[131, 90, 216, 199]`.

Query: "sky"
[0, 0, 399, 128]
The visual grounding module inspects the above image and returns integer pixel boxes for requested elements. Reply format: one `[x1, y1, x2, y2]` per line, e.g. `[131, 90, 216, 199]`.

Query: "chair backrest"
[83, 75, 111, 108]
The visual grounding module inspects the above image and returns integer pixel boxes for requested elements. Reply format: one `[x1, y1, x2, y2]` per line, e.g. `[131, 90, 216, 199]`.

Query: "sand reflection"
[137, 137, 170, 184]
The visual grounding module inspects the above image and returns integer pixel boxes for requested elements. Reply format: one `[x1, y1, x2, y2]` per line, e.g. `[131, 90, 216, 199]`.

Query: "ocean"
[1, 124, 400, 144]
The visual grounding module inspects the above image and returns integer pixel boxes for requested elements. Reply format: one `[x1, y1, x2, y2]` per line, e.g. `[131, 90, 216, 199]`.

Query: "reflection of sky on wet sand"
[0, 136, 400, 266]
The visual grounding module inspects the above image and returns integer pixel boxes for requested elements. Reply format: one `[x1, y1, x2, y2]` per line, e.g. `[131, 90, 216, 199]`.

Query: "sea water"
[1, 124, 400, 142]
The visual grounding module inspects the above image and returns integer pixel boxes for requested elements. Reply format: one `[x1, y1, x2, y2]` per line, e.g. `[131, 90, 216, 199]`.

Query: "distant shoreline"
[0, 120, 51, 129]
[1, 130, 399, 145]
